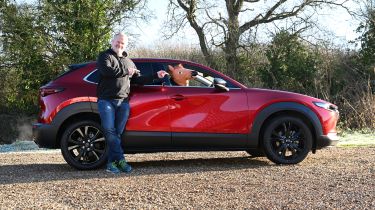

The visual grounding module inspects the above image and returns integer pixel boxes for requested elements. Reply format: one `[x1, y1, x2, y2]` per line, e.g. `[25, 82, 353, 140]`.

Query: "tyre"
[61, 120, 108, 170]
[262, 116, 312, 164]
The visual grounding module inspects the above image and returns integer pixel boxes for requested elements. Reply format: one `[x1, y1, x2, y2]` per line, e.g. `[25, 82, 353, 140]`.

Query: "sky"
[134, 0, 197, 47]
[17, 0, 361, 49]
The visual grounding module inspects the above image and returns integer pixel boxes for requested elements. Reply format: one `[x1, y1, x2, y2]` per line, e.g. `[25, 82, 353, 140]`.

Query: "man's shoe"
[117, 159, 132, 173]
[106, 162, 121, 174]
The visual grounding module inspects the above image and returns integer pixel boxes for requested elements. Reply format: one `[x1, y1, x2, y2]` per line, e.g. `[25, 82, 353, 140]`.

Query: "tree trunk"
[224, 0, 241, 79]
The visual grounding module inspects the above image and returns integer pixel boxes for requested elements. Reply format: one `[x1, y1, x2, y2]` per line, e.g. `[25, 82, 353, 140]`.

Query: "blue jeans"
[98, 99, 130, 163]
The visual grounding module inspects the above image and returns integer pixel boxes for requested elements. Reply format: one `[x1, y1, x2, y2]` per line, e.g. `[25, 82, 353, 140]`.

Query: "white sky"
[133, 0, 199, 48]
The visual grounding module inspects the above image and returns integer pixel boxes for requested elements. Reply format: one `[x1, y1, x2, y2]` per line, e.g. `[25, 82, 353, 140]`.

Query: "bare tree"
[165, 0, 351, 78]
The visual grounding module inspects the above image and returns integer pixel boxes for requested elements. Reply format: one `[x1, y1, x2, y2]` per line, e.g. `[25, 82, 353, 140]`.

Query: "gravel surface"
[0, 147, 374, 209]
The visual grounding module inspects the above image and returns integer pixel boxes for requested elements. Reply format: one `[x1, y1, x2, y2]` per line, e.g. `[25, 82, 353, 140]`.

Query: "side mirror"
[213, 78, 229, 92]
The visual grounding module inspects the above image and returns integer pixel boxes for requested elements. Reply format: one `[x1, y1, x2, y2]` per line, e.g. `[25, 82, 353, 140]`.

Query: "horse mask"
[167, 64, 198, 86]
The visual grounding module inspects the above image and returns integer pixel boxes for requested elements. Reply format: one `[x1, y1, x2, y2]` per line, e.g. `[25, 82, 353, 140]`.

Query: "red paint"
[166, 87, 249, 133]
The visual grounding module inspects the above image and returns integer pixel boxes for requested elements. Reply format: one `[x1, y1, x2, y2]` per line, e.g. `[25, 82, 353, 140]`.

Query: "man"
[97, 32, 168, 174]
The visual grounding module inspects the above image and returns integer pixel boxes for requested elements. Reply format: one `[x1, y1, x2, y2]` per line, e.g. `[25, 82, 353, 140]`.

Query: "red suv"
[32, 58, 339, 170]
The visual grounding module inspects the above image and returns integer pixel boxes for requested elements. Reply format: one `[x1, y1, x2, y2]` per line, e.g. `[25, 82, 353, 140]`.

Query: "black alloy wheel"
[262, 116, 312, 164]
[61, 120, 108, 170]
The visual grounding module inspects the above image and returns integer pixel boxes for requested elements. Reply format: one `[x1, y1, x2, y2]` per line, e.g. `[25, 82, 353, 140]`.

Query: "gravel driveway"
[0, 147, 374, 209]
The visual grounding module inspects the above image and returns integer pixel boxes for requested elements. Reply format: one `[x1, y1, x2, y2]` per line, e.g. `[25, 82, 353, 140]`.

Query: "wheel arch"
[248, 102, 322, 152]
[51, 102, 100, 147]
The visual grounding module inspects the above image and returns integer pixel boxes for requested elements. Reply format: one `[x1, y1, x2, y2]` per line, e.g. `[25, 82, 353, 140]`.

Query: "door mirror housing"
[213, 78, 229, 92]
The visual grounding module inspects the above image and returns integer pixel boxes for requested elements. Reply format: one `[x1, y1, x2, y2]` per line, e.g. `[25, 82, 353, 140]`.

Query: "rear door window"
[134, 62, 153, 78]
[84, 62, 156, 85]
[134, 62, 167, 86]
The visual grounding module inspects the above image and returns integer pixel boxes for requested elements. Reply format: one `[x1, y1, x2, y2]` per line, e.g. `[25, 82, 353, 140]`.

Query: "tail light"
[40, 87, 65, 97]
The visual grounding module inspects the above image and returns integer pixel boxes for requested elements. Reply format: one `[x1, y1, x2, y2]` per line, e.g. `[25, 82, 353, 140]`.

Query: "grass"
[337, 131, 375, 147]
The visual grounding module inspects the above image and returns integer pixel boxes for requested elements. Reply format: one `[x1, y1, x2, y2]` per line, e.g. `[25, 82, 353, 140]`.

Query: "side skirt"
[122, 131, 255, 152]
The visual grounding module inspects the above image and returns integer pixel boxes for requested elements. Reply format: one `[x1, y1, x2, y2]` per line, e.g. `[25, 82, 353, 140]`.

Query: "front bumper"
[32, 123, 59, 149]
[316, 133, 339, 149]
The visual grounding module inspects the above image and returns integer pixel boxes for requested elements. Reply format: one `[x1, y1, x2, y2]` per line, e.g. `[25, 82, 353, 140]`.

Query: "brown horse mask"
[167, 64, 197, 86]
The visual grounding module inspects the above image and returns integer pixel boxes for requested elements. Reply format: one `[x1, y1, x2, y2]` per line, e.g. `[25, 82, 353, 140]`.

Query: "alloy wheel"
[263, 116, 312, 164]
[67, 125, 105, 165]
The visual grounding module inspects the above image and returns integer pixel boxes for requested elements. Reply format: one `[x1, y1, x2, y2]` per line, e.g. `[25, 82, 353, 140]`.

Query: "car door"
[164, 64, 249, 148]
[126, 62, 172, 148]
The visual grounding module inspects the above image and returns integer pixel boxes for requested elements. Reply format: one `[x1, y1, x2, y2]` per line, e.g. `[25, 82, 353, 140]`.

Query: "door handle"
[170, 94, 185, 101]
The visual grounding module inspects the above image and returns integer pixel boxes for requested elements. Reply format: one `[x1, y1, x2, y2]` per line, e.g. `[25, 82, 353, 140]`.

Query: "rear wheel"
[262, 116, 312, 164]
[61, 120, 108, 170]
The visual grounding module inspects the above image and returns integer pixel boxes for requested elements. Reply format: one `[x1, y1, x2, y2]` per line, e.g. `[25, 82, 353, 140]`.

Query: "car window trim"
[83, 69, 98, 84]
[143, 85, 241, 90]
[84, 69, 242, 90]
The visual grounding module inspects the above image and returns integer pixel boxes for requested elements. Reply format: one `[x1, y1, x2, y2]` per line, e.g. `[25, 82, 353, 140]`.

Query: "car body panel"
[33, 101, 93, 148]
[165, 86, 249, 133]
[33, 58, 339, 155]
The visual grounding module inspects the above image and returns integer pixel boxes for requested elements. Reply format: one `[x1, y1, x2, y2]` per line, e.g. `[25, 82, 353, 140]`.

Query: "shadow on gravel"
[0, 156, 271, 185]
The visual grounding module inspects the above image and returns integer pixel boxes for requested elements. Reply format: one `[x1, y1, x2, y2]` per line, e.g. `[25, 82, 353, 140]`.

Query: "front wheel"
[61, 120, 108, 170]
[262, 116, 312, 164]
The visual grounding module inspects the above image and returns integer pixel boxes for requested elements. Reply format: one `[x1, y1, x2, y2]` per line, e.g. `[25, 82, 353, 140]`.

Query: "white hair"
[112, 32, 128, 42]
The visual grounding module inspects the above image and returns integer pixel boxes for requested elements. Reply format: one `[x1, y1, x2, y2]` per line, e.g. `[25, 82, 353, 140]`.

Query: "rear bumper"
[32, 123, 59, 149]
[316, 133, 339, 149]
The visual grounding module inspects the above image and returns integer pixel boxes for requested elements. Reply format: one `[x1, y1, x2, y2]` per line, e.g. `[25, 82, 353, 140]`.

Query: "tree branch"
[205, 9, 227, 38]
[239, 0, 352, 34]
[239, 0, 288, 34]
[243, 0, 260, 2]
[175, 0, 215, 66]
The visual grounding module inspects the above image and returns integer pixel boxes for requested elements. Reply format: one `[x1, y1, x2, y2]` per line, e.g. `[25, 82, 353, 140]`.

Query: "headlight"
[313, 102, 338, 112]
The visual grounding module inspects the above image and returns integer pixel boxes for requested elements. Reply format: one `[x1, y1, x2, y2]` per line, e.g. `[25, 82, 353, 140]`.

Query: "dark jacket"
[96, 48, 153, 100]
